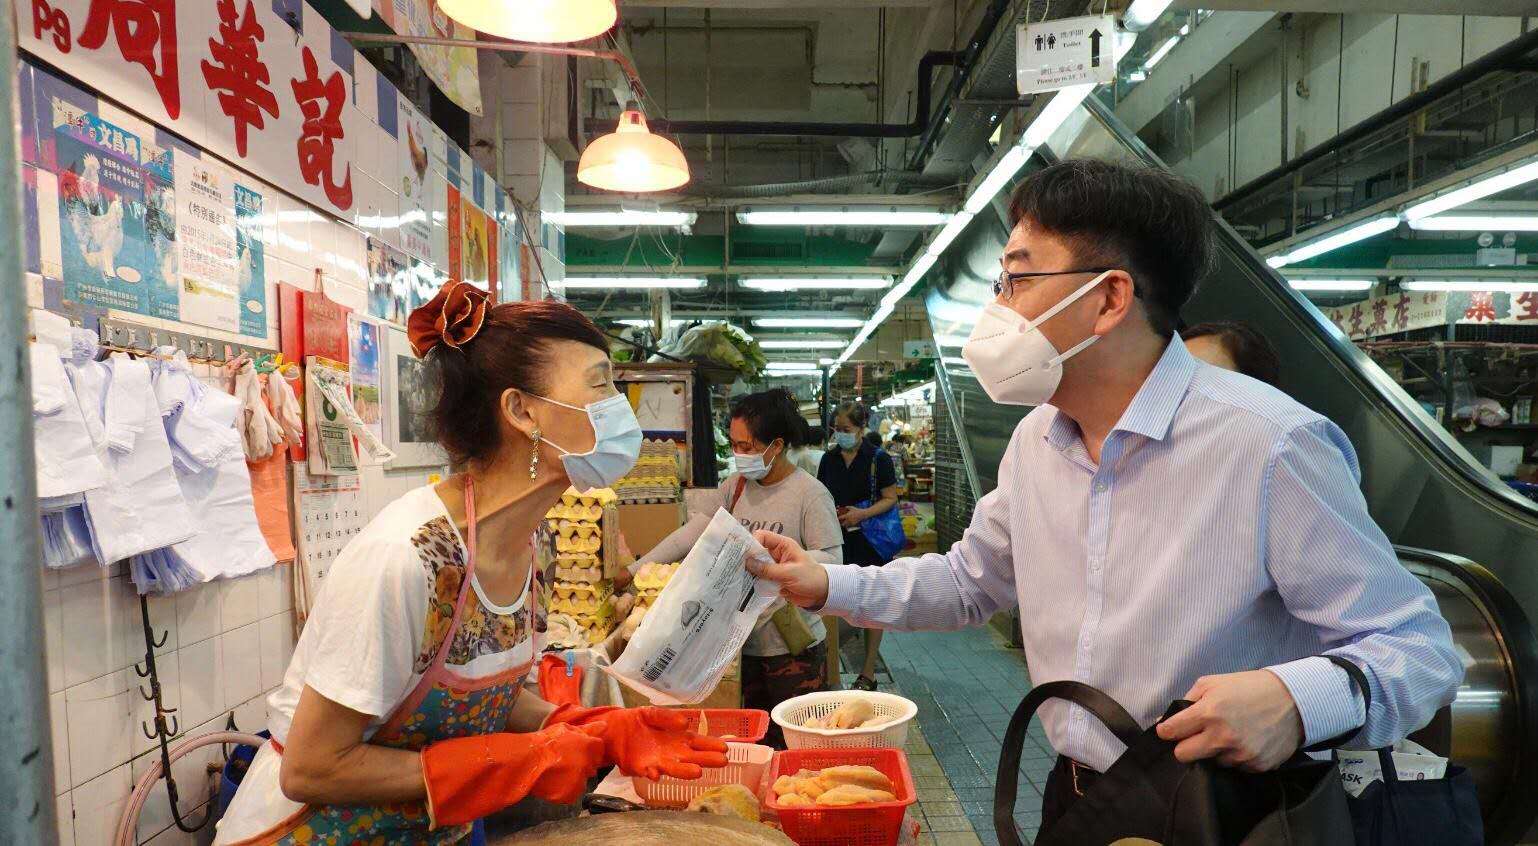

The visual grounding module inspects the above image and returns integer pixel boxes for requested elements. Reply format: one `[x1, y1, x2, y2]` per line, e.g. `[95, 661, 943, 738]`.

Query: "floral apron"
[234, 477, 533, 845]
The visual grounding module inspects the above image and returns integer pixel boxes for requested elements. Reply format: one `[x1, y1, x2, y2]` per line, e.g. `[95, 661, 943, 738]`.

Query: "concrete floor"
[845, 625, 1049, 846]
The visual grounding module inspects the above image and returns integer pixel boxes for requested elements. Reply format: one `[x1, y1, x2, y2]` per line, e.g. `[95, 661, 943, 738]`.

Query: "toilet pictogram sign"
[1017, 14, 1118, 95]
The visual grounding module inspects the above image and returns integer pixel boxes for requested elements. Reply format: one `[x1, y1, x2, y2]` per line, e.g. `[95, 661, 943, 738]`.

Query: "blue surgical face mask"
[732, 440, 782, 481]
[533, 393, 642, 491]
[833, 431, 859, 450]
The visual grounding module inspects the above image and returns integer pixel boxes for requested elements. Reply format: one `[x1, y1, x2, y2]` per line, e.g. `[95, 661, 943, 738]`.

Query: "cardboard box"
[617, 500, 687, 560]
[619, 656, 742, 709]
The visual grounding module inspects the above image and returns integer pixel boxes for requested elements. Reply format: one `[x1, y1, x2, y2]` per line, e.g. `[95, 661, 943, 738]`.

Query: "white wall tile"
[65, 670, 131, 788]
[176, 639, 225, 731]
[145, 591, 180, 653]
[44, 587, 65, 693]
[131, 749, 175, 844]
[146, 823, 198, 845]
[132, 657, 181, 759]
[53, 560, 108, 589]
[259, 614, 296, 692]
[223, 624, 264, 709]
[59, 579, 128, 688]
[51, 690, 70, 795]
[232, 696, 268, 735]
[55, 793, 74, 846]
[221, 575, 263, 631]
[70, 762, 129, 846]
[175, 582, 222, 647]
[255, 565, 292, 618]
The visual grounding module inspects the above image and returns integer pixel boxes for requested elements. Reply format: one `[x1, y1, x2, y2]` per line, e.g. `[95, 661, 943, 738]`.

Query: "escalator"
[926, 95, 1538, 844]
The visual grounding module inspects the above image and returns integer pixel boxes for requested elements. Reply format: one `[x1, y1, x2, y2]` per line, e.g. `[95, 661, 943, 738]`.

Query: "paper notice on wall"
[176, 156, 240, 332]
[291, 462, 363, 625]
[305, 356, 359, 475]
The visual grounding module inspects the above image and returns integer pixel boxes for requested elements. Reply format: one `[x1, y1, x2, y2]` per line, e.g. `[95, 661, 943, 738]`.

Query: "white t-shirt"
[267, 485, 538, 743]
[218, 485, 537, 843]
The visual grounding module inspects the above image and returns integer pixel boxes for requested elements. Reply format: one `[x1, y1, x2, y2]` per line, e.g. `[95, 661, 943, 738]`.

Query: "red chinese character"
[290, 46, 352, 210]
[1464, 292, 1497, 323]
[1368, 297, 1389, 336]
[201, 0, 277, 158]
[1348, 304, 1365, 336]
[79, 0, 179, 119]
[1392, 294, 1410, 330]
[1515, 292, 1538, 321]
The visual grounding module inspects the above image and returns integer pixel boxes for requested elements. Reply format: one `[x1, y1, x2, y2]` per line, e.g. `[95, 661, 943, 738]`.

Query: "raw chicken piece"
[685, 784, 760, 821]
[776, 793, 811, 807]
[814, 784, 896, 806]
[815, 765, 894, 792]
[828, 698, 876, 729]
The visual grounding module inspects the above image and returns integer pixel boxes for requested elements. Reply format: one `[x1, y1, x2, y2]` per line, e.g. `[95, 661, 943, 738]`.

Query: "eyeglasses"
[992, 267, 1118, 300]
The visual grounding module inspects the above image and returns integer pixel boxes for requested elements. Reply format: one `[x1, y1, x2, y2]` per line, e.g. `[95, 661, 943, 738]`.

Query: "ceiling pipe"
[906, 0, 1014, 170]
[342, 31, 650, 102]
[1214, 26, 1538, 213]
[593, 50, 964, 137]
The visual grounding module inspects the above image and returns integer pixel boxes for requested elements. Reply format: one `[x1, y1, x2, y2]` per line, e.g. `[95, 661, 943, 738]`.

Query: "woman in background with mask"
[622, 388, 842, 746]
[818, 400, 899, 691]
[216, 285, 725, 845]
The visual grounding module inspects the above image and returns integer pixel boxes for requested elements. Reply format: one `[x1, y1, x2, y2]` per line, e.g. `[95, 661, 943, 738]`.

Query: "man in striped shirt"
[749, 159, 1461, 832]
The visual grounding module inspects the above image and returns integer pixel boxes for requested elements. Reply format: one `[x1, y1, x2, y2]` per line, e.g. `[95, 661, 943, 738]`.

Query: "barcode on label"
[643, 646, 678, 682]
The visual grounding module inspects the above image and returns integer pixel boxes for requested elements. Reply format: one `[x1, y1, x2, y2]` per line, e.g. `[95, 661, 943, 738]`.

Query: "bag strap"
[994, 681, 1141, 846]
[728, 476, 747, 515]
[1303, 654, 1374, 753]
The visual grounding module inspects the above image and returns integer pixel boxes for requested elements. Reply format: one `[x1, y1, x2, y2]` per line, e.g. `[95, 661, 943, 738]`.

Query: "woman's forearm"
[864, 494, 899, 517]
[510, 691, 559, 732]
[280, 738, 427, 806]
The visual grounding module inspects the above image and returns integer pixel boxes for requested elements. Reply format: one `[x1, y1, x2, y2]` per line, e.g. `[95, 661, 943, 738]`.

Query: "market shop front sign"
[1323, 289, 1538, 340]
[22, 0, 366, 220]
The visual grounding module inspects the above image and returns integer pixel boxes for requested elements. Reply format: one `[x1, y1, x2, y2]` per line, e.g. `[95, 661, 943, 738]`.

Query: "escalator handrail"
[1073, 95, 1538, 528]
[1394, 544, 1538, 846]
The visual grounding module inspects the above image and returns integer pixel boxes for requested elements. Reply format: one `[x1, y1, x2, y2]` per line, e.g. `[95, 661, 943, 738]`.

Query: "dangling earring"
[530, 428, 542, 479]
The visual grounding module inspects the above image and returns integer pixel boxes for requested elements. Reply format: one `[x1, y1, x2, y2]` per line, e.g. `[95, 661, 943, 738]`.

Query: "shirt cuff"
[818, 561, 862, 616]
[1266, 656, 1364, 746]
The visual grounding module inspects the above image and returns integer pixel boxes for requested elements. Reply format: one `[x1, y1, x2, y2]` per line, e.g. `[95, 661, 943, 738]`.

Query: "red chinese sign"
[34, 0, 181, 118]
[1463, 292, 1497, 323]
[1392, 294, 1410, 330]
[1515, 293, 1538, 322]
[201, 0, 277, 158]
[1368, 297, 1389, 336]
[291, 45, 354, 211]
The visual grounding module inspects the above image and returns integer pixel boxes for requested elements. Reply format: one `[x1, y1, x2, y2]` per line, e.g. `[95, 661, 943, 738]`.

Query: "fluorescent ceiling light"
[1272, 216, 1399, 266]
[1144, 36, 1179, 70]
[736, 209, 954, 227]
[1022, 84, 1094, 149]
[1409, 214, 1538, 232]
[545, 210, 696, 228]
[964, 145, 1030, 215]
[563, 276, 707, 289]
[819, 358, 836, 366]
[765, 362, 824, 373]
[925, 212, 977, 259]
[739, 277, 892, 292]
[1127, 70, 1148, 83]
[1124, 0, 1172, 30]
[1266, 255, 1290, 269]
[757, 340, 848, 350]
[1288, 279, 1375, 292]
[1401, 280, 1538, 293]
[1178, 23, 1191, 36]
[754, 317, 866, 329]
[1403, 160, 1538, 222]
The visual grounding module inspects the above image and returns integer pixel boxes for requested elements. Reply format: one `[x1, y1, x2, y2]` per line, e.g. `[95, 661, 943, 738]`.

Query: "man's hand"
[747, 530, 831, 610]
[1154, 670, 1304, 772]
[838, 507, 866, 529]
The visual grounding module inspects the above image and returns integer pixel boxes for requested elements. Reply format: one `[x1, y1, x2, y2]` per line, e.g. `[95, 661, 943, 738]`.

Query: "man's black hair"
[1007, 159, 1214, 336]
[729, 388, 803, 447]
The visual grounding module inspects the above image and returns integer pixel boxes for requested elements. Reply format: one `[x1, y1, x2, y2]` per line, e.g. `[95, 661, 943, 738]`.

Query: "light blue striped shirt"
[823, 339, 1462, 771]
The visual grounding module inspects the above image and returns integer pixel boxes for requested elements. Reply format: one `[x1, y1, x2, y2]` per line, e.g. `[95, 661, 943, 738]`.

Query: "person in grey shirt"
[618, 389, 843, 746]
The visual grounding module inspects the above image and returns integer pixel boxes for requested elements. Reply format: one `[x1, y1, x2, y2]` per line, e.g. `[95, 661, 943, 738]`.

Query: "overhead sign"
[903, 340, 936, 360]
[1017, 15, 1117, 95]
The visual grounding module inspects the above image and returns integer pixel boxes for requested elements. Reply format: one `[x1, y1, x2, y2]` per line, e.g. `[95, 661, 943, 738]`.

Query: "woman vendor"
[215, 284, 728, 845]
[616, 389, 843, 746]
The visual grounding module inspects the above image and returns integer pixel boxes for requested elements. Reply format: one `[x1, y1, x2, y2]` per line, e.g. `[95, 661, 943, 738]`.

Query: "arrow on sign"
[1090, 29, 1103, 67]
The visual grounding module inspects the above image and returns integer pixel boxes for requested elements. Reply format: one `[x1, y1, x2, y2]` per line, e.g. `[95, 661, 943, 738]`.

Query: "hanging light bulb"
[578, 105, 690, 193]
[438, 0, 617, 43]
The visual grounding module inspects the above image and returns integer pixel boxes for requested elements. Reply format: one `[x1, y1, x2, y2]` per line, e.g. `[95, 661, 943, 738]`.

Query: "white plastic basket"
[772, 691, 918, 750]
[631, 741, 773, 808]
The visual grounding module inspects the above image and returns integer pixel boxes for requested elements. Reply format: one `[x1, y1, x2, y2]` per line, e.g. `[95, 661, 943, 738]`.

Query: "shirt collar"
[1043, 337, 1197, 450]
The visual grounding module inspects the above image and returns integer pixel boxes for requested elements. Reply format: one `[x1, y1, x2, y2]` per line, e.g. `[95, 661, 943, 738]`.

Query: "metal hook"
[163, 714, 179, 737]
[142, 721, 158, 740]
[152, 628, 170, 649]
[139, 683, 155, 702]
[134, 660, 151, 678]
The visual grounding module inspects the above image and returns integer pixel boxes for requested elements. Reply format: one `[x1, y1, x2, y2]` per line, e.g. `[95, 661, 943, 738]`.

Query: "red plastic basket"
[679, 709, 770, 743]
[764, 747, 916, 846]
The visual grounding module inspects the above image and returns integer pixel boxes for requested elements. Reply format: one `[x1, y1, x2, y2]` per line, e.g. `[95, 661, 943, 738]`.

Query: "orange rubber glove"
[538, 652, 585, 708]
[420, 722, 606, 829]
[545, 704, 730, 781]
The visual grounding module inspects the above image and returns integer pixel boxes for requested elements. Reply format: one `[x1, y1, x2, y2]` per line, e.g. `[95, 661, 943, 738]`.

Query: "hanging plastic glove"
[544, 704, 729, 781]
[538, 652, 585, 708]
[420, 722, 607, 829]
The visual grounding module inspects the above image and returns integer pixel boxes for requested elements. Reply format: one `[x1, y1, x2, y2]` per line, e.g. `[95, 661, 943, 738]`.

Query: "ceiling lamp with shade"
[438, 0, 617, 43]
[578, 104, 691, 193]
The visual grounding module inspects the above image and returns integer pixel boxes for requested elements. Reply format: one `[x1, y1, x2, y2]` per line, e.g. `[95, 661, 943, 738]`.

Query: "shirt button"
[1094, 482, 1107, 492]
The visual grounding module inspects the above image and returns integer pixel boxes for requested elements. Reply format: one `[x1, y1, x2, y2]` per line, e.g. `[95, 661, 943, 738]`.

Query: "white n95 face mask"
[732, 441, 781, 481]
[962, 270, 1111, 406]
[534, 393, 643, 490]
